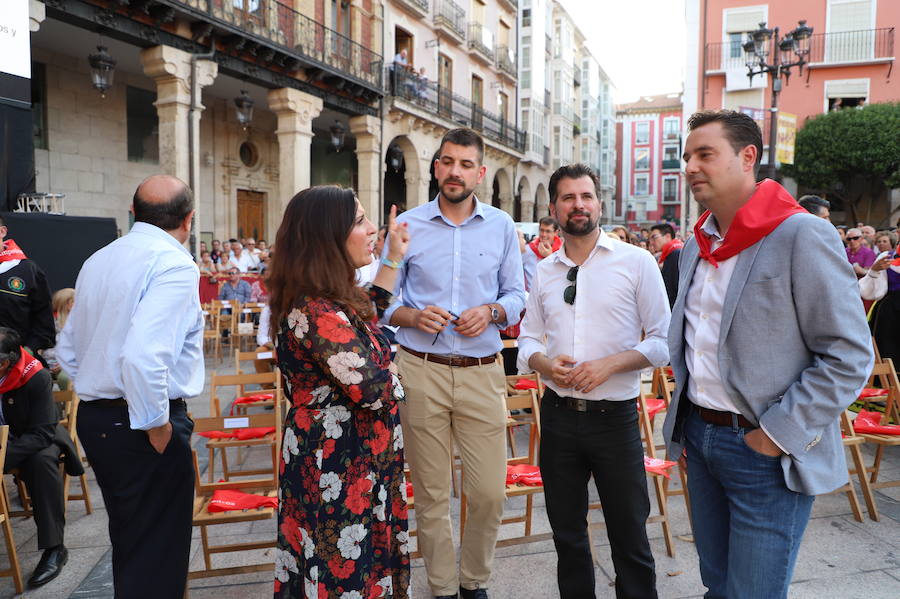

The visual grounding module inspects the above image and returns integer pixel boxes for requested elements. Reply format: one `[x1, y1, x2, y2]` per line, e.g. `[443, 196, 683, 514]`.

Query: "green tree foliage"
[783, 102, 900, 222]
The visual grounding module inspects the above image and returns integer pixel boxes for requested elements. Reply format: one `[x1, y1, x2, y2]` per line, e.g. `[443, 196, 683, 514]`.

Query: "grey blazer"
[662, 213, 874, 495]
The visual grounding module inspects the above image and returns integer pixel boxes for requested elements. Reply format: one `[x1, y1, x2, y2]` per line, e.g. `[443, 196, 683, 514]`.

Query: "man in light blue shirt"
[218, 268, 252, 303]
[386, 128, 525, 599]
[57, 175, 203, 598]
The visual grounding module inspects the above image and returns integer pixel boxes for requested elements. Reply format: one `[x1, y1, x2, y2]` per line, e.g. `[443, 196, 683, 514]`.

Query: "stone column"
[520, 199, 535, 222]
[411, 157, 433, 207]
[268, 88, 323, 224]
[499, 194, 514, 217]
[349, 115, 383, 223]
[141, 45, 217, 255]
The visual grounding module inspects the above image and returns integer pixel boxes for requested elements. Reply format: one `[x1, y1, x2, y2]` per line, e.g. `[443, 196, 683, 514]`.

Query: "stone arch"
[517, 175, 533, 222]
[491, 167, 513, 216]
[383, 135, 422, 218]
[535, 183, 549, 220]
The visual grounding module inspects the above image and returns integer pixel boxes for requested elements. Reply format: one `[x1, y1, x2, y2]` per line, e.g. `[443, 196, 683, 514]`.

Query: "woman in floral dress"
[267, 185, 411, 598]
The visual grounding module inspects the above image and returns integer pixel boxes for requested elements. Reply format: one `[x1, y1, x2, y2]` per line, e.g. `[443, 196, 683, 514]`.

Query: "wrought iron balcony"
[164, 0, 383, 89]
[496, 45, 517, 79]
[662, 159, 681, 170]
[387, 67, 525, 152]
[468, 22, 495, 63]
[705, 27, 894, 73]
[394, 0, 430, 19]
[434, 0, 466, 44]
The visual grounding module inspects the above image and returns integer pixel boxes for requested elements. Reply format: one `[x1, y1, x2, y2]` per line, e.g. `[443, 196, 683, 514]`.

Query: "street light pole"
[742, 20, 813, 180]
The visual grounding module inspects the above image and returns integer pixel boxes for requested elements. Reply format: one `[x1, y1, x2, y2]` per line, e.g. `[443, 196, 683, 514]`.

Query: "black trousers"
[4, 445, 65, 549]
[77, 400, 194, 599]
[539, 388, 658, 599]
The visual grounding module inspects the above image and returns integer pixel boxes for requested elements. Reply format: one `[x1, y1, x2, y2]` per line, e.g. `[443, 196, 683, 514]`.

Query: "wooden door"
[438, 54, 453, 118]
[236, 190, 265, 241]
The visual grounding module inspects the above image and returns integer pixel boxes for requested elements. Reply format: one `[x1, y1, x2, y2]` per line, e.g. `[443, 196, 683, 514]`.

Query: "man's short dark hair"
[0, 327, 22, 366]
[549, 163, 601, 204]
[798, 195, 830, 216]
[438, 128, 484, 165]
[133, 181, 193, 231]
[687, 110, 764, 175]
[651, 223, 675, 239]
[538, 216, 559, 230]
[228, 238, 238, 244]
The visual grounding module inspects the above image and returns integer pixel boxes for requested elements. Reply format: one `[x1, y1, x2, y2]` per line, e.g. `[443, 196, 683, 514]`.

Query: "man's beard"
[439, 178, 476, 203]
[561, 212, 599, 236]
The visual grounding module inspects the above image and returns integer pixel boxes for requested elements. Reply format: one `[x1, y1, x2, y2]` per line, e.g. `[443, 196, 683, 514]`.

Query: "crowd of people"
[0, 110, 896, 599]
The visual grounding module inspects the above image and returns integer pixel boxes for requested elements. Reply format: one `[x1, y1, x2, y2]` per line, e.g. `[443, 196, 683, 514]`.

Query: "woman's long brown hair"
[267, 185, 373, 338]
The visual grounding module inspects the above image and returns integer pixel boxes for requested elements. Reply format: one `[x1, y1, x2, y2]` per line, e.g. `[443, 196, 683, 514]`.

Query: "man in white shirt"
[57, 175, 204, 598]
[229, 239, 259, 272]
[518, 164, 670, 599]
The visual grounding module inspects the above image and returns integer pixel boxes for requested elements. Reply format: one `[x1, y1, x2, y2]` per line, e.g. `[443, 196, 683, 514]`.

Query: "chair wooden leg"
[850, 444, 879, 521]
[524, 494, 534, 537]
[0, 515, 23, 594]
[843, 481, 864, 522]
[653, 475, 675, 558]
[870, 445, 885, 484]
[200, 524, 213, 571]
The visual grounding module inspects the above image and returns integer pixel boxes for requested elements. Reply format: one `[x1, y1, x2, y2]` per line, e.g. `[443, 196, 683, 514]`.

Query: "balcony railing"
[395, 0, 430, 18]
[662, 158, 680, 170]
[387, 67, 525, 152]
[468, 22, 495, 61]
[434, 0, 466, 42]
[496, 45, 516, 78]
[173, 0, 382, 88]
[705, 27, 894, 73]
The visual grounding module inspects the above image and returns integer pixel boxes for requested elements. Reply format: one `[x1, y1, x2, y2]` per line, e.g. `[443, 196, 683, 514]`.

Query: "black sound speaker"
[1, 212, 118, 292]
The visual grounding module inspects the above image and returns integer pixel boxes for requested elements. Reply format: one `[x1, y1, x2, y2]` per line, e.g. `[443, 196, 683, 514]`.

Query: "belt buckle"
[448, 356, 462, 367]
[575, 398, 587, 412]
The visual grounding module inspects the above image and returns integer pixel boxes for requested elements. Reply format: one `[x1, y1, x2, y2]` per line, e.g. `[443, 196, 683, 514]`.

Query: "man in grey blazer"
[662, 110, 873, 599]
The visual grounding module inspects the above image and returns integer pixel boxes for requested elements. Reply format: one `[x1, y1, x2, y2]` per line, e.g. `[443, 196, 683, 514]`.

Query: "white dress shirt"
[56, 222, 205, 431]
[684, 217, 740, 412]
[232, 250, 259, 272]
[517, 231, 671, 401]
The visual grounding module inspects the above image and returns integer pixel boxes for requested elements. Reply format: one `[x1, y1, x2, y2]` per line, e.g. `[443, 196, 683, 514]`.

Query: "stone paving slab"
[0, 357, 898, 598]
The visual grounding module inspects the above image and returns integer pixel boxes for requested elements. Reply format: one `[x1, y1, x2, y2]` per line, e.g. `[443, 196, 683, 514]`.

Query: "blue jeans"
[683, 407, 814, 599]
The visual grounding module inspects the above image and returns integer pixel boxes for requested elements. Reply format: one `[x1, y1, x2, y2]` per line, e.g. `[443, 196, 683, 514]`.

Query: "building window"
[635, 122, 649, 144]
[663, 145, 679, 161]
[825, 78, 869, 111]
[634, 174, 649, 196]
[634, 148, 650, 170]
[126, 86, 159, 164]
[662, 177, 678, 203]
[31, 62, 47, 150]
[523, 8, 531, 27]
[663, 117, 680, 140]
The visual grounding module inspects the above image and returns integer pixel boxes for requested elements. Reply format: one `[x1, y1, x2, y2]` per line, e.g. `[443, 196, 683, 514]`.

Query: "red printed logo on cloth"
[206, 489, 278, 512]
[317, 312, 356, 343]
[506, 464, 543, 486]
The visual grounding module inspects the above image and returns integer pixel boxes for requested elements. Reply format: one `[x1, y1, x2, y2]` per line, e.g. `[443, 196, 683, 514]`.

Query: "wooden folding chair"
[188, 414, 279, 581]
[10, 390, 93, 518]
[833, 411, 879, 521]
[202, 304, 222, 363]
[0, 426, 24, 594]
[634, 392, 676, 557]
[234, 348, 277, 396]
[206, 371, 283, 482]
[644, 367, 690, 525]
[855, 358, 900, 497]
[459, 389, 548, 548]
[234, 304, 262, 352]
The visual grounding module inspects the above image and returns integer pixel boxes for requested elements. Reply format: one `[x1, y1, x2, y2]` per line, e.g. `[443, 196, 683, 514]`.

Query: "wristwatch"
[489, 304, 501, 323]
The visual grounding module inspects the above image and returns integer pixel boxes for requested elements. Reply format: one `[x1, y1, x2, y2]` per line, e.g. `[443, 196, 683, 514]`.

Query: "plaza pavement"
[1, 357, 898, 598]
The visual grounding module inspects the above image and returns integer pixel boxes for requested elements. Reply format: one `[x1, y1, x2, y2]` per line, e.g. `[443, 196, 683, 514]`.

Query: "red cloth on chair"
[234, 427, 276, 440]
[644, 456, 677, 478]
[858, 388, 889, 400]
[513, 378, 539, 390]
[853, 410, 900, 435]
[640, 398, 666, 419]
[207, 489, 278, 513]
[405, 482, 414, 498]
[198, 430, 236, 439]
[506, 464, 543, 486]
[229, 393, 274, 415]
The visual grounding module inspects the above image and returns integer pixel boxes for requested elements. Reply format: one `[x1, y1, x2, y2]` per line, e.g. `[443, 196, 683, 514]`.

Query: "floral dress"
[274, 285, 409, 599]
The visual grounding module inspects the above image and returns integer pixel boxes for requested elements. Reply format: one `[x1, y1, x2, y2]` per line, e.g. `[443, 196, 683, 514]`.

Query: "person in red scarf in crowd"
[0, 216, 55, 359]
[0, 327, 83, 588]
[528, 216, 563, 260]
[662, 110, 872, 599]
[648, 223, 683, 308]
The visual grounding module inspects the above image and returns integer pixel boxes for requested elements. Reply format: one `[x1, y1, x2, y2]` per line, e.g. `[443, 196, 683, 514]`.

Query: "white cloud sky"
[559, 0, 686, 103]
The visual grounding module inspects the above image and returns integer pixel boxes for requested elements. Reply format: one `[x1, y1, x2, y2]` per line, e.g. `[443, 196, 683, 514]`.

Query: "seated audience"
[219, 269, 252, 303]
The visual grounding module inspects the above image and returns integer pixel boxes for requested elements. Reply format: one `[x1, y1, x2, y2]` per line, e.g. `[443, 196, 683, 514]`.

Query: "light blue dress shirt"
[56, 222, 205, 431]
[383, 196, 526, 357]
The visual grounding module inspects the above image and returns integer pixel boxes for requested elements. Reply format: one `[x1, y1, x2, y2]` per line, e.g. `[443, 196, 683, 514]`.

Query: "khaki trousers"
[397, 348, 508, 595]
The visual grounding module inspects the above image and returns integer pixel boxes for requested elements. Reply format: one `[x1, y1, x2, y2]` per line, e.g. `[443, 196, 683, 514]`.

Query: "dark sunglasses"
[432, 310, 461, 345]
[846, 235, 862, 241]
[563, 266, 578, 305]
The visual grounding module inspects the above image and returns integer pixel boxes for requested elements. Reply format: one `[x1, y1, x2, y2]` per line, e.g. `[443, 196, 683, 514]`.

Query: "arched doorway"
[383, 136, 421, 217]
[535, 183, 549, 220]
[492, 168, 512, 215]
[428, 150, 439, 201]
[517, 176, 532, 222]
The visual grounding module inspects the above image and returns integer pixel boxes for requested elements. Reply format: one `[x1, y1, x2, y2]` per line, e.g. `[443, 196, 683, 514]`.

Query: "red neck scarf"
[0, 348, 44, 395]
[658, 238, 684, 266]
[528, 235, 562, 260]
[694, 179, 806, 268]
[0, 240, 27, 263]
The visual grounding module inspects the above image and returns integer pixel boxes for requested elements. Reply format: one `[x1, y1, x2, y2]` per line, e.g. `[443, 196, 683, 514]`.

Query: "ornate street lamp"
[742, 20, 814, 179]
[387, 144, 404, 172]
[330, 120, 346, 152]
[88, 45, 116, 98]
[234, 90, 254, 131]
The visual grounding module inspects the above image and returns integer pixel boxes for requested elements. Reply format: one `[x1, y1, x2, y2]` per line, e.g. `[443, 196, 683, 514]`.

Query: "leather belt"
[400, 346, 496, 368]
[692, 403, 756, 429]
[543, 388, 635, 413]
